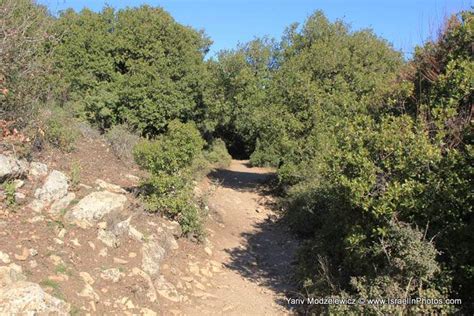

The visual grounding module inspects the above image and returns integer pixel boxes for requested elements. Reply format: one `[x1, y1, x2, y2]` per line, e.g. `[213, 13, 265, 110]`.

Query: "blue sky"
[38, 0, 472, 58]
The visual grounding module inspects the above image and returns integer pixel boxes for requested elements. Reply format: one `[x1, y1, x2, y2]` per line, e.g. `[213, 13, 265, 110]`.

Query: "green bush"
[44, 107, 79, 152]
[134, 120, 205, 237]
[204, 138, 232, 169]
[53, 5, 211, 136]
[134, 120, 205, 174]
[1, 181, 16, 208]
[0, 0, 55, 126]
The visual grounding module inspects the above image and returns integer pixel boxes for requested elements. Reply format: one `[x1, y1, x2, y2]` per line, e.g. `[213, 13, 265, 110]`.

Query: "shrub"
[134, 120, 205, 174]
[204, 138, 232, 169]
[105, 124, 140, 162]
[250, 10, 472, 314]
[44, 107, 79, 152]
[53, 5, 211, 136]
[0, 0, 55, 127]
[69, 162, 81, 190]
[134, 120, 205, 237]
[1, 181, 16, 208]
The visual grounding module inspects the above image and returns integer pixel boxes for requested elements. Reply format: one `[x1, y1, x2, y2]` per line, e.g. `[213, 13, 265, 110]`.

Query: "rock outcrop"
[0, 264, 70, 315]
[0, 154, 28, 182]
[65, 191, 127, 228]
[34, 170, 69, 203]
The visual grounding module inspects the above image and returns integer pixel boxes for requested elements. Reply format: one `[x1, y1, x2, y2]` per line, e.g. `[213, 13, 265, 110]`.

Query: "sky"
[38, 0, 472, 58]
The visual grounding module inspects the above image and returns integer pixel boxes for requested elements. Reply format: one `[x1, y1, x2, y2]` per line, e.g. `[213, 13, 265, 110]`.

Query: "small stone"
[57, 229, 67, 239]
[95, 179, 127, 194]
[154, 276, 181, 302]
[28, 215, 45, 223]
[70, 238, 81, 247]
[125, 299, 135, 309]
[193, 280, 206, 291]
[14, 248, 29, 261]
[128, 252, 136, 258]
[100, 268, 124, 283]
[128, 225, 144, 241]
[113, 257, 128, 264]
[99, 248, 108, 257]
[49, 274, 68, 282]
[88, 241, 96, 250]
[49, 255, 63, 266]
[29, 248, 38, 257]
[14, 192, 26, 202]
[27, 200, 46, 213]
[97, 222, 107, 229]
[141, 308, 157, 316]
[204, 247, 212, 256]
[53, 238, 64, 245]
[222, 305, 235, 312]
[200, 268, 212, 277]
[0, 251, 11, 264]
[29, 260, 38, 268]
[79, 271, 95, 285]
[130, 268, 157, 303]
[188, 264, 200, 276]
[12, 180, 23, 190]
[78, 283, 100, 301]
[97, 229, 120, 248]
[125, 174, 140, 182]
[78, 183, 92, 190]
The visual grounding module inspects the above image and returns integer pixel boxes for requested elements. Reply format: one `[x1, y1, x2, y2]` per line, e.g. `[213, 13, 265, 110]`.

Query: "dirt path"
[163, 160, 298, 315]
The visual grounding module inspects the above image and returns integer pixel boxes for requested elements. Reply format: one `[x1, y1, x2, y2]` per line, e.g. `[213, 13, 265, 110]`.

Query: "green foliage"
[0, 0, 55, 126]
[2, 181, 16, 208]
[134, 120, 205, 237]
[105, 124, 140, 162]
[44, 107, 79, 152]
[69, 162, 81, 190]
[2, 2, 471, 310]
[53, 5, 211, 136]
[204, 139, 232, 169]
[206, 38, 276, 157]
[134, 120, 205, 174]
[245, 10, 473, 313]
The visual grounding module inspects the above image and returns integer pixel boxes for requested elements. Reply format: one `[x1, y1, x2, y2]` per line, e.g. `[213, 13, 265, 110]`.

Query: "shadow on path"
[208, 168, 275, 192]
[209, 163, 299, 311]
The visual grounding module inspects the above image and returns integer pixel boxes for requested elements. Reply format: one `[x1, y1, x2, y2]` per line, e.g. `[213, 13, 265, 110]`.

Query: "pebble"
[0, 251, 11, 263]
[204, 247, 213, 256]
[113, 257, 128, 264]
[14, 248, 29, 261]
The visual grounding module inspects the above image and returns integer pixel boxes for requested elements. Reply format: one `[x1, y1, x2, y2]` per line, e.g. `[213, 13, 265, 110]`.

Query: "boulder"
[141, 240, 166, 277]
[49, 192, 76, 216]
[155, 227, 179, 251]
[97, 229, 120, 248]
[65, 191, 127, 228]
[95, 179, 127, 194]
[0, 154, 28, 182]
[0, 264, 69, 315]
[29, 162, 48, 179]
[154, 275, 182, 302]
[0, 282, 70, 315]
[34, 170, 69, 203]
[0, 264, 25, 287]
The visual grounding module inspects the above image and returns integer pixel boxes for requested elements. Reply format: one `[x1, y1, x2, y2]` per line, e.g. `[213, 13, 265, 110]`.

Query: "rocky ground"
[0, 133, 298, 315]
